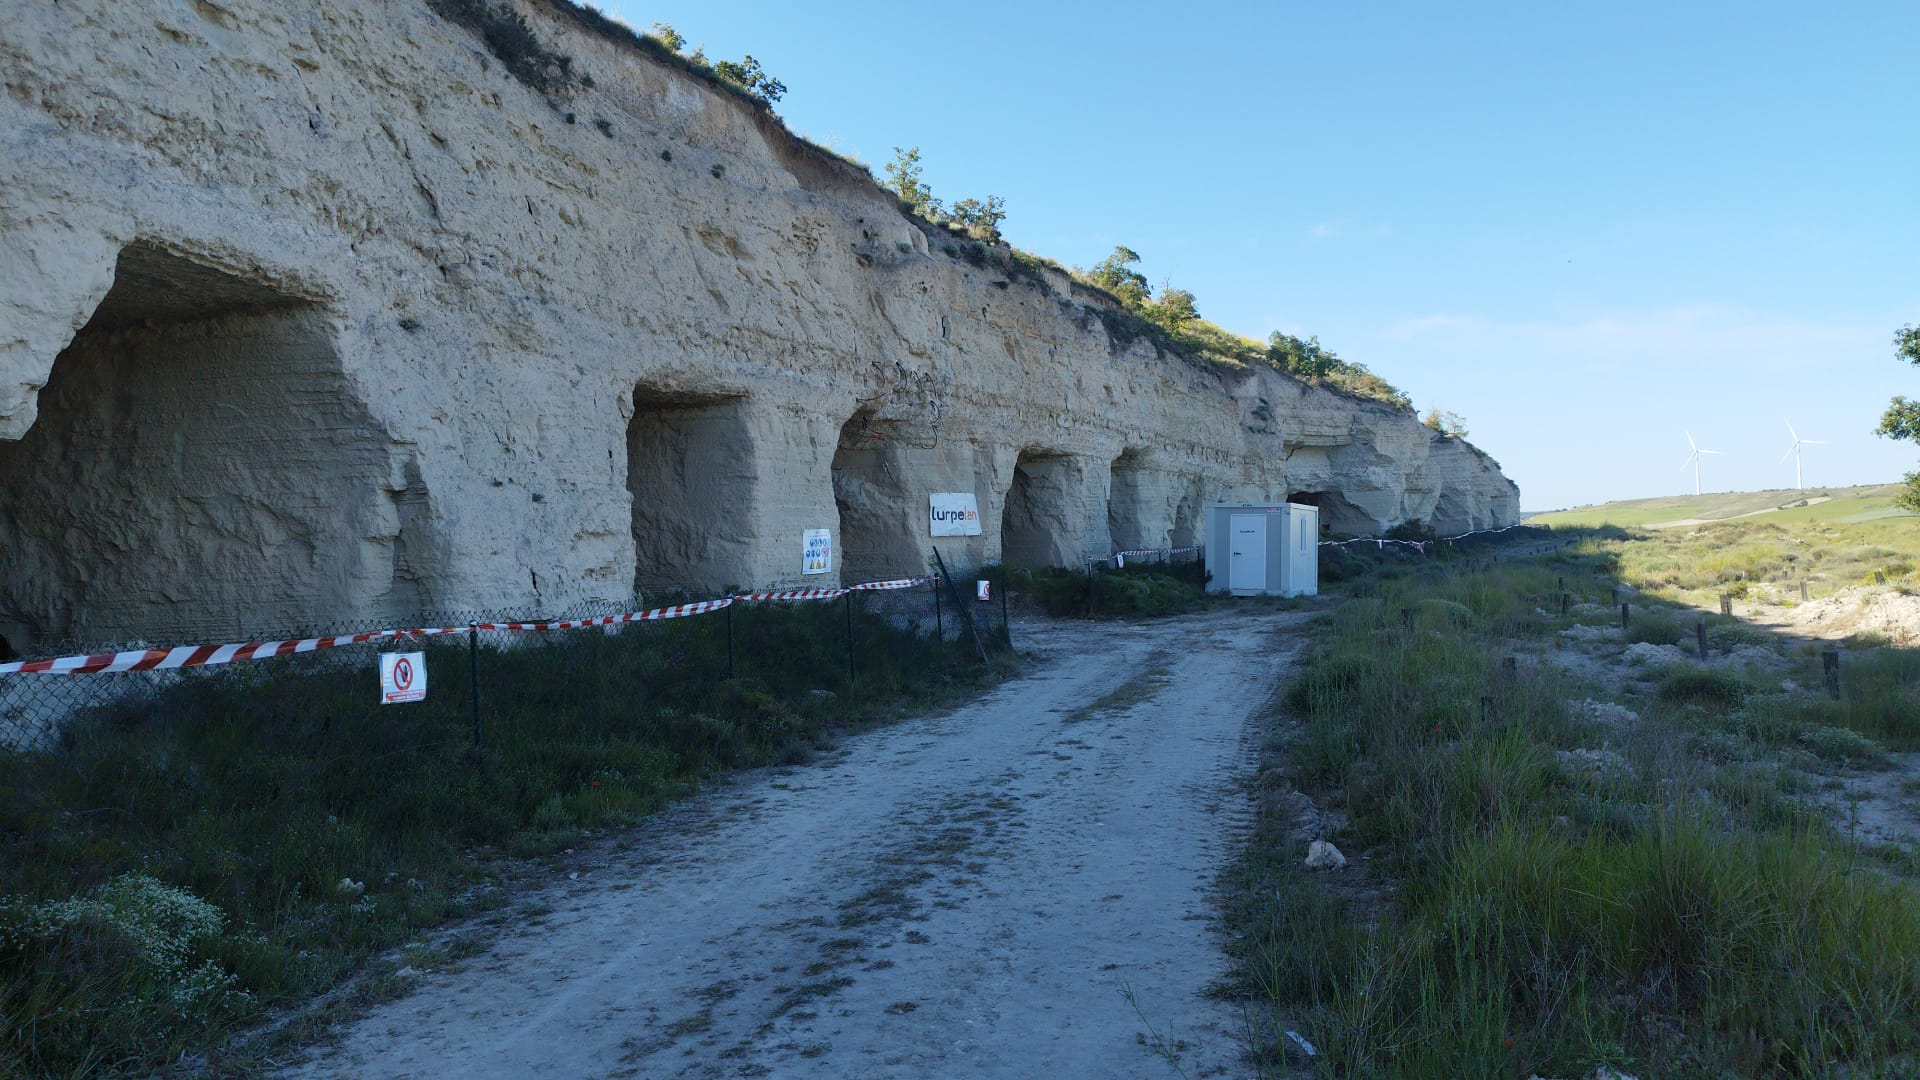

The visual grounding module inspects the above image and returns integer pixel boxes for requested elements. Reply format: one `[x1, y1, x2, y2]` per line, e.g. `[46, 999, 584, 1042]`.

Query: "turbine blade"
[1699, 449, 1720, 455]
[1679, 456, 1695, 471]
[1781, 446, 1795, 463]
[1686, 430, 1698, 451]
[1803, 439, 1825, 445]
[1786, 420, 1799, 441]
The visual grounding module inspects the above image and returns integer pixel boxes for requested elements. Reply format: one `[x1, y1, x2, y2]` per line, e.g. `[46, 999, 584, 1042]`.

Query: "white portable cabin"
[1203, 503, 1319, 597]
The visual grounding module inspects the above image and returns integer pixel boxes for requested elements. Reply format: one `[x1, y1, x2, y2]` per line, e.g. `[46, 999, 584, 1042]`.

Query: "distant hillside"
[1527, 483, 1917, 528]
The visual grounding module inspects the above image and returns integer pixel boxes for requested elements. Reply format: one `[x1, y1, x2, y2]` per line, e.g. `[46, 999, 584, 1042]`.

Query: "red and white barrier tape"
[732, 587, 846, 603]
[847, 576, 932, 592]
[1318, 522, 1547, 552]
[0, 626, 470, 676]
[1110, 546, 1201, 567]
[732, 576, 931, 603]
[478, 597, 735, 632]
[0, 576, 937, 677]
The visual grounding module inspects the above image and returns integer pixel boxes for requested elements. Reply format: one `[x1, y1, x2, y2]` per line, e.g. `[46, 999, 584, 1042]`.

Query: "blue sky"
[604, 1, 1919, 510]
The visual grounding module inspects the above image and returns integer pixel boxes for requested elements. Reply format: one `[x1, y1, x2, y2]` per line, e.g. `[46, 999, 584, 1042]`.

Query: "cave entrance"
[1001, 449, 1075, 567]
[1106, 449, 1152, 553]
[832, 408, 917, 583]
[628, 388, 753, 594]
[0, 242, 410, 648]
[1170, 480, 1202, 548]
[1286, 490, 1372, 535]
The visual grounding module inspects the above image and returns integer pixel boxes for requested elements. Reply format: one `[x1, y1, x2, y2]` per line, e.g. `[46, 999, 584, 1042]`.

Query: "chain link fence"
[0, 566, 1020, 752]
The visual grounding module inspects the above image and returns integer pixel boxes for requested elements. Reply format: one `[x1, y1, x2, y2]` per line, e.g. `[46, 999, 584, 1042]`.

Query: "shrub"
[0, 875, 244, 1071]
[1624, 608, 1688, 647]
[1657, 667, 1749, 708]
[1014, 567, 1199, 620]
[430, 0, 576, 93]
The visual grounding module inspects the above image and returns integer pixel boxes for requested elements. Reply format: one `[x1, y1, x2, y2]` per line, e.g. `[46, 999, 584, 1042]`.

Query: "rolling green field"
[1529, 483, 1915, 529]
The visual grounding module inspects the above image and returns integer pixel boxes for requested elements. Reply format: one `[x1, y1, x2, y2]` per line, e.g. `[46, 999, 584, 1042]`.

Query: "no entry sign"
[380, 651, 427, 704]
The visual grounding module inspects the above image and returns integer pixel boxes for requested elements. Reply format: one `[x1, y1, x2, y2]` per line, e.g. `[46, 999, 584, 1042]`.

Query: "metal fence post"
[933, 549, 990, 664]
[467, 620, 482, 750]
[844, 590, 856, 684]
[932, 577, 943, 641]
[999, 564, 1011, 646]
[725, 602, 736, 679]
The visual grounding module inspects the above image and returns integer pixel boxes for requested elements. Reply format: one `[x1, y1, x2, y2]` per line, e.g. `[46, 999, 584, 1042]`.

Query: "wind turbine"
[1782, 421, 1824, 490]
[1679, 430, 1720, 496]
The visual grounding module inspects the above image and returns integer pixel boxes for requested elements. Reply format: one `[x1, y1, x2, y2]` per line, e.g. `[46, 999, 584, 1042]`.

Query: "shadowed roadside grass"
[0, 602, 1007, 1077]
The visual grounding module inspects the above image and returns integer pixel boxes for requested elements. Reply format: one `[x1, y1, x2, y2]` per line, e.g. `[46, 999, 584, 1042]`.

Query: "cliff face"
[0, 0, 1518, 647]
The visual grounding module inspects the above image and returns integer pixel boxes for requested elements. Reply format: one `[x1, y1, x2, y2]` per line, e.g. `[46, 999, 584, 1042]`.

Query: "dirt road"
[288, 607, 1308, 1079]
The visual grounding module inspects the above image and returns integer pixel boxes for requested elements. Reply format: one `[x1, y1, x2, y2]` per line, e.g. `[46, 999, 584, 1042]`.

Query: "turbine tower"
[1679, 430, 1720, 496]
[1782, 421, 1824, 490]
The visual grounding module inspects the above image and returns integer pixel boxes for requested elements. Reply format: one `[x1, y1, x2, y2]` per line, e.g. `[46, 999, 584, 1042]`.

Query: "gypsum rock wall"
[0, 0, 1519, 652]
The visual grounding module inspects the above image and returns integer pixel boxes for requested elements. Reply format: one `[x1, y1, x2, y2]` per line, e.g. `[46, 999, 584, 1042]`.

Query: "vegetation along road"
[286, 606, 1308, 1078]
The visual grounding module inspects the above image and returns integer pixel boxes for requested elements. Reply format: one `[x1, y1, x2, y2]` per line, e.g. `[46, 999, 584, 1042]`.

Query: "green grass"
[1229, 538, 1920, 1076]
[0, 601, 1004, 1076]
[1012, 563, 1207, 619]
[1531, 484, 1915, 529]
[1608, 514, 1920, 608]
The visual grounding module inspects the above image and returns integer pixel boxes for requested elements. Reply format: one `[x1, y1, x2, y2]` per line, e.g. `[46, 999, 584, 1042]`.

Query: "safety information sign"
[380, 651, 427, 704]
[802, 528, 832, 575]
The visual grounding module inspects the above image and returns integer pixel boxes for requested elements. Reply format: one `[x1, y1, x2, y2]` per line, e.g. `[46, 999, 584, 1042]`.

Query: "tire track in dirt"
[286, 607, 1309, 1079]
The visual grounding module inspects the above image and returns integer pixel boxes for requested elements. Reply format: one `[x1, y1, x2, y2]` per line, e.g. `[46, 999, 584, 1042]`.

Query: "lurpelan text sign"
[928, 493, 982, 536]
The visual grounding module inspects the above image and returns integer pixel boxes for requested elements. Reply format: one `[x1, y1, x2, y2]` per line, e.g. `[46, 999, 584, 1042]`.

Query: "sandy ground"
[284, 606, 1308, 1080]
[1739, 586, 1920, 646]
[1544, 607, 1920, 855]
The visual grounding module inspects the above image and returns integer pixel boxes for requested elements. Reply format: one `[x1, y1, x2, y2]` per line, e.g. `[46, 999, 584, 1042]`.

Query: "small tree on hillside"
[649, 22, 686, 52]
[1087, 246, 1150, 308]
[1144, 282, 1198, 332]
[884, 146, 942, 217]
[713, 55, 785, 104]
[949, 195, 1007, 241]
[1422, 407, 1469, 438]
[1267, 332, 1340, 378]
[1876, 323, 1920, 511]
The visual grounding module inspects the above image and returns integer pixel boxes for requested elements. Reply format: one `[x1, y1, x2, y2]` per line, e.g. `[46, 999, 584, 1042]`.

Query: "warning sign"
[802, 528, 832, 575]
[380, 651, 427, 704]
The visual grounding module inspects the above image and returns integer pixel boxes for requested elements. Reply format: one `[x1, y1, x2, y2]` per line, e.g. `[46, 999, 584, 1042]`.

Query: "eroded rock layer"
[0, 0, 1519, 647]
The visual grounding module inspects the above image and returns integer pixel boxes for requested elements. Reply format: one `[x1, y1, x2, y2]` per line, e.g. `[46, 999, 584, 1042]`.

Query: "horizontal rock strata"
[0, 0, 1518, 648]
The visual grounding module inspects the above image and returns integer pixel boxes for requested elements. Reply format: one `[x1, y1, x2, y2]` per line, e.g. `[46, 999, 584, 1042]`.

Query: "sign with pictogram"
[802, 529, 832, 575]
[380, 651, 427, 704]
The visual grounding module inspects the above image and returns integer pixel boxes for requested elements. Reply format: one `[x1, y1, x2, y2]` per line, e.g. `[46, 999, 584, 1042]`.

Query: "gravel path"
[288, 606, 1308, 1079]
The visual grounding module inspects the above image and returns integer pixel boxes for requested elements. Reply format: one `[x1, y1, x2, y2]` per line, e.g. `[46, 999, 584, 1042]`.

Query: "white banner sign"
[929, 493, 982, 536]
[380, 651, 427, 704]
[802, 528, 832, 575]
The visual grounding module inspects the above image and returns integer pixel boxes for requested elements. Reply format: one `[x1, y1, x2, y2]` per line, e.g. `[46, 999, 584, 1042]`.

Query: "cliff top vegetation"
[432, 0, 1417, 413]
